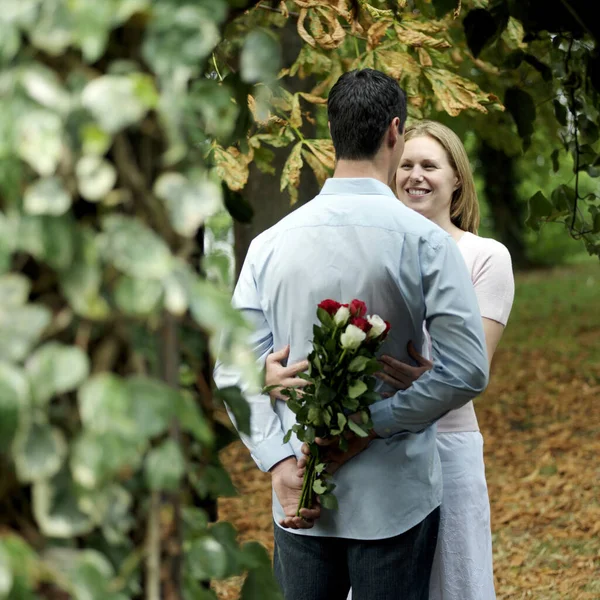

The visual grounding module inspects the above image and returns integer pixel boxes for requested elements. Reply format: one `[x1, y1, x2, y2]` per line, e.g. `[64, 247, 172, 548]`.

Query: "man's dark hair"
[327, 69, 407, 160]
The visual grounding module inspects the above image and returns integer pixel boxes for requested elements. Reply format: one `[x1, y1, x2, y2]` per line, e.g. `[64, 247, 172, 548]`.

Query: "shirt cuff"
[369, 398, 399, 438]
[251, 436, 296, 473]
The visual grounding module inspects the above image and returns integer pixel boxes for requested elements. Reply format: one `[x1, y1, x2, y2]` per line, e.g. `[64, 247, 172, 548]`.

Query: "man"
[214, 69, 488, 599]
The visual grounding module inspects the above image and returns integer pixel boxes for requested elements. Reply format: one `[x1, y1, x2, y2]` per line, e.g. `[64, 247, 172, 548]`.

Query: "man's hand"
[271, 457, 321, 529]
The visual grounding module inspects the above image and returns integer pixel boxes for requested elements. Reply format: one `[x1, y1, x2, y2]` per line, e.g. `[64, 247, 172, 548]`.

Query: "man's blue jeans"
[273, 507, 440, 600]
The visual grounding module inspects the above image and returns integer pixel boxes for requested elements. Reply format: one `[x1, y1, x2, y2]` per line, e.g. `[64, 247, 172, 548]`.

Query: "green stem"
[212, 54, 223, 81]
[296, 447, 318, 516]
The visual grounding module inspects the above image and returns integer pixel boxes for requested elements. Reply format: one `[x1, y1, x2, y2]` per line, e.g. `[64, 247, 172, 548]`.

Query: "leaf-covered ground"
[214, 263, 600, 599]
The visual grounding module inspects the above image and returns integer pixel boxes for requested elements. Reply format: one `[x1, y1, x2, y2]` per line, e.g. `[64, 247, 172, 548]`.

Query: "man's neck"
[333, 159, 391, 186]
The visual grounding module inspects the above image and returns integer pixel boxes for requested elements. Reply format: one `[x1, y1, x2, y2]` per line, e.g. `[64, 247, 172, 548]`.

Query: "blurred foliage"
[0, 0, 283, 598]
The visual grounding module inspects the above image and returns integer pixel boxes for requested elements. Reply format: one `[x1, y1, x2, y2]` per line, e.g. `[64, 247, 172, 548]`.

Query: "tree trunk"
[234, 22, 321, 278]
[478, 140, 532, 270]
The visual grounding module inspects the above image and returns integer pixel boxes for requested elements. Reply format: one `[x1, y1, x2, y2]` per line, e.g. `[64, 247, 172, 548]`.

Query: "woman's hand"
[377, 341, 433, 392]
[265, 345, 309, 402]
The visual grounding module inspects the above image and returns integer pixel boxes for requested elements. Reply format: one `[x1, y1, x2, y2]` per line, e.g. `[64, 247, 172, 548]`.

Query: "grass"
[216, 261, 600, 600]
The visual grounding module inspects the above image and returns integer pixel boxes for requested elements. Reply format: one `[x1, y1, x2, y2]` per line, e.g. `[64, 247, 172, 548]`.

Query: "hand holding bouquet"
[272, 299, 390, 514]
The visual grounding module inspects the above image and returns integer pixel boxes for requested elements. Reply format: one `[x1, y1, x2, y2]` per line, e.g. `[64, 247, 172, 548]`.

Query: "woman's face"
[395, 135, 459, 224]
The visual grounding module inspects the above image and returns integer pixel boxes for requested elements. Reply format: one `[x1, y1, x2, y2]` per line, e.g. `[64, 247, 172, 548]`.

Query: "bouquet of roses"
[275, 298, 390, 513]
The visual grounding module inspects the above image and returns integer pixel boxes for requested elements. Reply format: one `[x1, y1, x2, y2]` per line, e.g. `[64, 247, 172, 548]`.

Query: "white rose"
[340, 324, 366, 350]
[334, 305, 350, 326]
[367, 314, 387, 338]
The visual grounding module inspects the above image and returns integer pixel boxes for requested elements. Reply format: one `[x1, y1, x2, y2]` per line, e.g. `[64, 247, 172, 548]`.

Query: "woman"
[265, 120, 515, 600]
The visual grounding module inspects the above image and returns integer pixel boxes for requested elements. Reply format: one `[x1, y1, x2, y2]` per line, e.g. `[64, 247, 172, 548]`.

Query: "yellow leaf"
[394, 24, 451, 49]
[417, 47, 433, 67]
[376, 49, 421, 81]
[297, 8, 316, 47]
[424, 68, 497, 116]
[400, 15, 446, 35]
[367, 20, 392, 50]
[213, 145, 253, 191]
[302, 148, 330, 187]
[298, 91, 327, 104]
[280, 141, 304, 205]
[278, 0, 289, 18]
[290, 93, 302, 129]
[304, 139, 335, 171]
[312, 6, 346, 50]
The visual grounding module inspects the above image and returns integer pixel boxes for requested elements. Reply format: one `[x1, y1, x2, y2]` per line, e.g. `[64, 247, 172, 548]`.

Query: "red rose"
[318, 299, 341, 315]
[382, 320, 391, 338]
[350, 317, 372, 333]
[349, 299, 367, 318]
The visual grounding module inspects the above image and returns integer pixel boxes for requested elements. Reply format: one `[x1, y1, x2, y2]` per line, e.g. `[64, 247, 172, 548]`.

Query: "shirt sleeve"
[370, 234, 489, 436]
[472, 241, 515, 326]
[213, 243, 295, 472]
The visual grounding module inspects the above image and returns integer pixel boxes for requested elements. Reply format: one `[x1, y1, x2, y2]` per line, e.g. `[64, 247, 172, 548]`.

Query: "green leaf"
[215, 386, 251, 436]
[145, 439, 185, 491]
[101, 214, 173, 279]
[348, 355, 369, 373]
[505, 87, 536, 148]
[21, 66, 71, 114]
[464, 8, 501, 58]
[0, 535, 37, 597]
[127, 375, 177, 440]
[347, 419, 369, 438]
[312, 478, 327, 494]
[175, 392, 215, 446]
[114, 275, 163, 315]
[78, 373, 135, 435]
[348, 380, 367, 399]
[526, 191, 553, 231]
[0, 545, 12, 596]
[0, 362, 28, 451]
[17, 214, 76, 270]
[142, 4, 223, 77]
[0, 303, 51, 362]
[523, 54, 552, 82]
[316, 307, 334, 328]
[551, 149, 560, 173]
[71, 431, 142, 489]
[190, 80, 240, 142]
[76, 155, 117, 202]
[182, 506, 210, 539]
[431, 0, 460, 18]
[0, 20, 20, 64]
[553, 99, 568, 127]
[13, 421, 67, 483]
[240, 29, 281, 84]
[81, 123, 112, 155]
[319, 493, 338, 510]
[154, 172, 223, 237]
[26, 342, 90, 406]
[0, 274, 30, 307]
[81, 74, 155, 133]
[15, 110, 63, 176]
[240, 542, 283, 600]
[186, 535, 228, 580]
[191, 464, 237, 499]
[24, 177, 72, 216]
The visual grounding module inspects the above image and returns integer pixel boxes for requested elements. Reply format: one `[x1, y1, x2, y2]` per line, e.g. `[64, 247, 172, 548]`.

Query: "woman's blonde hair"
[402, 120, 480, 233]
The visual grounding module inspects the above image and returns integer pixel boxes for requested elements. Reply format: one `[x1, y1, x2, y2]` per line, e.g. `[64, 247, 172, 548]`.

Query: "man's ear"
[388, 117, 401, 148]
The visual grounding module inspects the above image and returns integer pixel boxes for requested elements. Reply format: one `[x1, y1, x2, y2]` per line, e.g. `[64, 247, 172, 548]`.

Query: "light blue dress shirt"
[214, 178, 488, 540]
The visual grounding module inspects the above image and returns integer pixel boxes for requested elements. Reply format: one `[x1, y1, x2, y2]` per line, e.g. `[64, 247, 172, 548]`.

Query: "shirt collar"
[319, 177, 396, 199]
